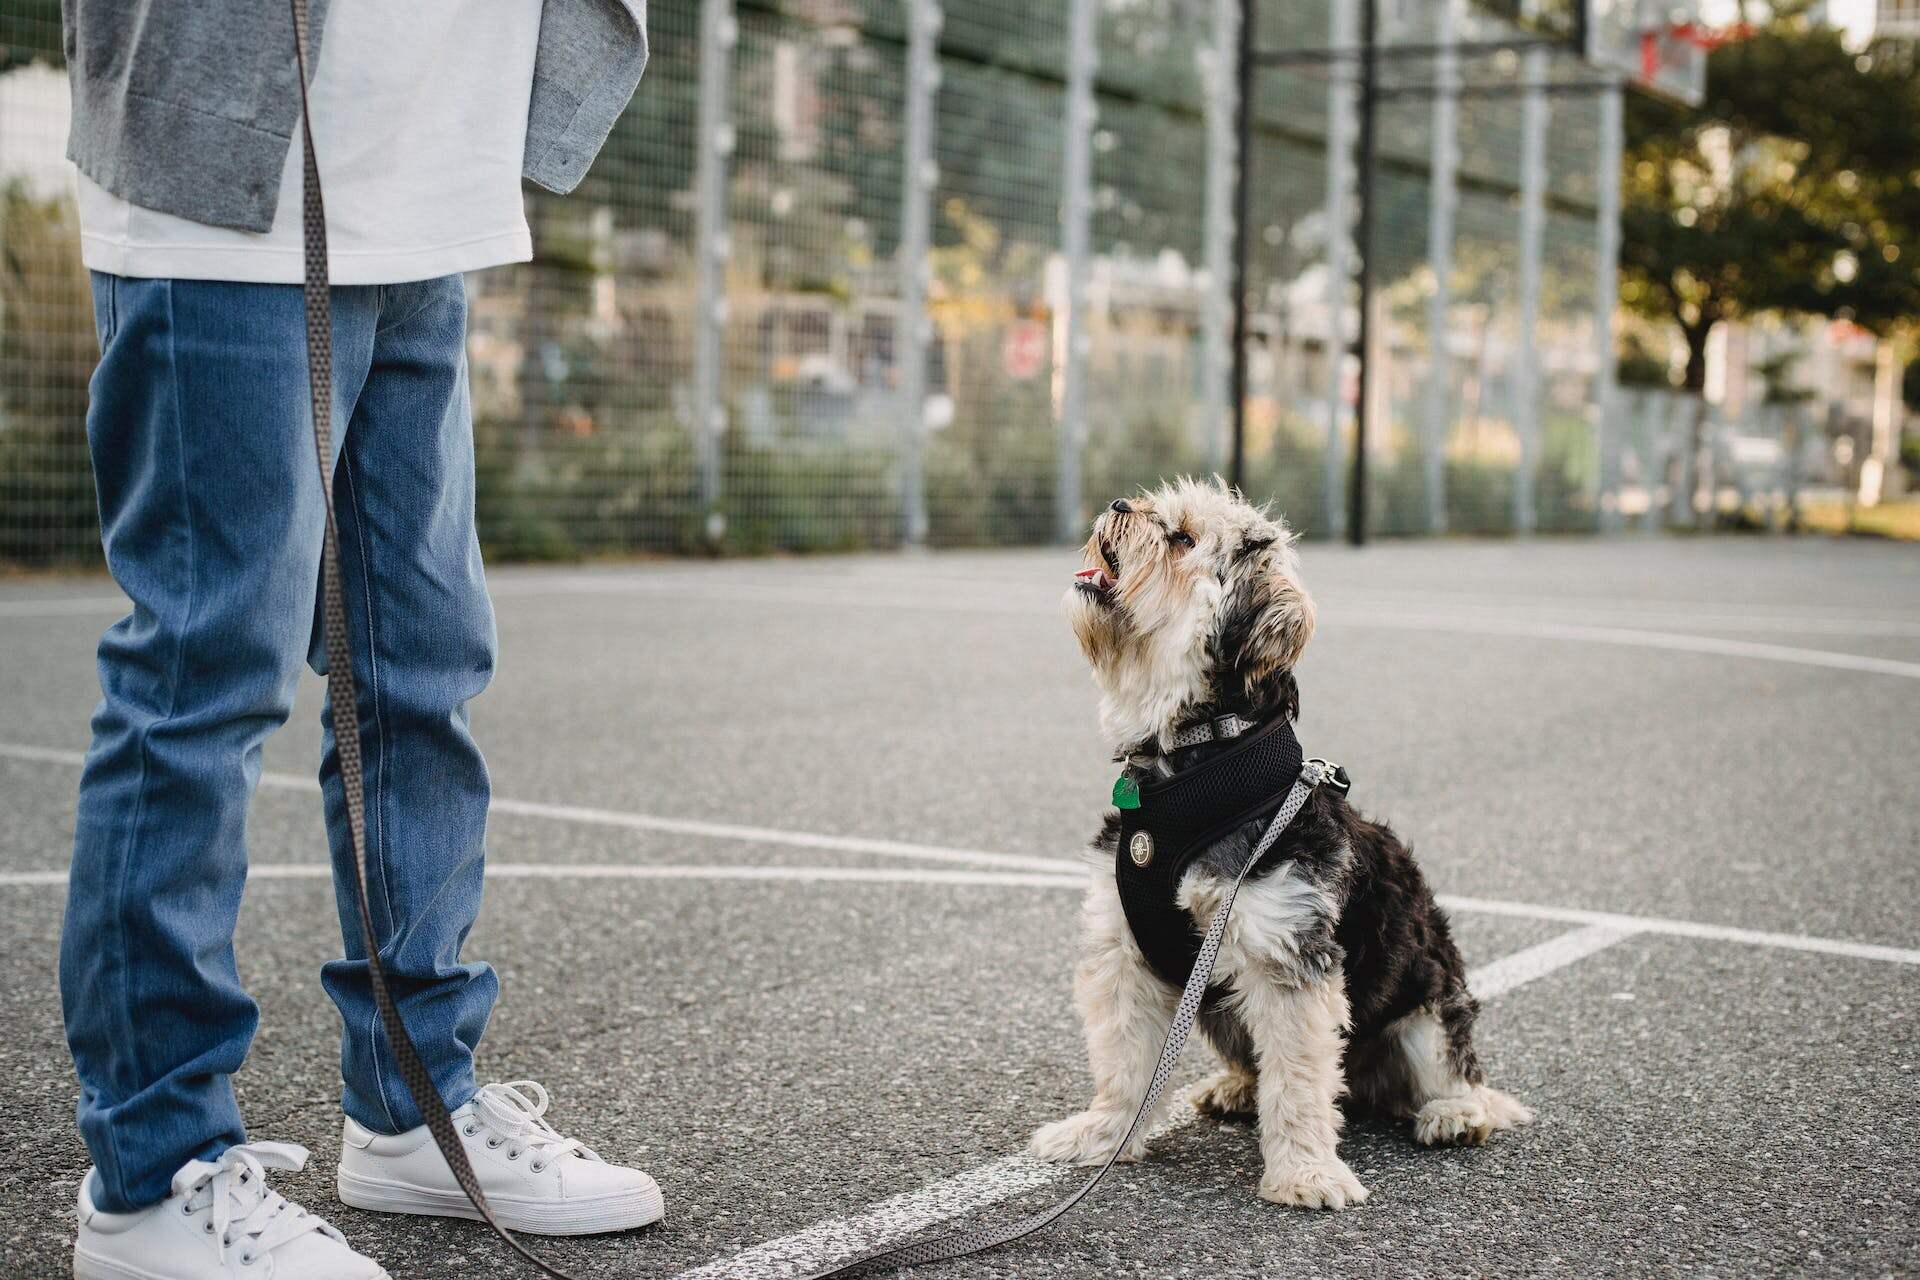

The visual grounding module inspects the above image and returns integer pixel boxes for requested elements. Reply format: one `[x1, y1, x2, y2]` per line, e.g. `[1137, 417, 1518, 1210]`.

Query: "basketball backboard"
[1585, 0, 1709, 106]
[1475, 0, 1707, 106]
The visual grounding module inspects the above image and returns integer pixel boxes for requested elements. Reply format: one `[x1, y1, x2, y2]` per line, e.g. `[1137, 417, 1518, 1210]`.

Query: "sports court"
[5, 535, 1916, 1278]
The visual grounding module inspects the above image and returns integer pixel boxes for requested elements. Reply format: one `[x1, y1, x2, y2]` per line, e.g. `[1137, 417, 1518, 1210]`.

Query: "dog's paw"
[1259, 1158, 1369, 1211]
[1412, 1086, 1533, 1147]
[1189, 1069, 1257, 1117]
[1029, 1110, 1142, 1166]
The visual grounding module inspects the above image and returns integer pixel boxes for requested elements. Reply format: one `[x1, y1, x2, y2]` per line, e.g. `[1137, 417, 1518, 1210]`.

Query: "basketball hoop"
[1638, 20, 1753, 83]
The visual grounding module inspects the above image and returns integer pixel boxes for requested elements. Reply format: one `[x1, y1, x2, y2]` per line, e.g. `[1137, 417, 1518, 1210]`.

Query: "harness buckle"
[1303, 758, 1352, 795]
[1210, 714, 1243, 742]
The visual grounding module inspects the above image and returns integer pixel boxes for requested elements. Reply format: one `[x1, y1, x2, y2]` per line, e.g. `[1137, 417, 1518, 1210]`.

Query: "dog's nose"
[1110, 499, 1132, 514]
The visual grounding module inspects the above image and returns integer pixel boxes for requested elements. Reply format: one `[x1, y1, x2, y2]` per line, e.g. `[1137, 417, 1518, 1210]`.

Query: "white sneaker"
[75, 1142, 389, 1280]
[336, 1080, 663, 1236]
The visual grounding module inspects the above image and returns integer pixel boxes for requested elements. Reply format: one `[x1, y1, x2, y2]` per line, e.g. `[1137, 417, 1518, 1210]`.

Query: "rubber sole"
[75, 1244, 391, 1280]
[336, 1166, 665, 1236]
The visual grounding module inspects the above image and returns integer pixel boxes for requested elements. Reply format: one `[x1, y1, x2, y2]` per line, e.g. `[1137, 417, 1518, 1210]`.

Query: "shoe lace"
[469, 1080, 597, 1167]
[171, 1142, 341, 1265]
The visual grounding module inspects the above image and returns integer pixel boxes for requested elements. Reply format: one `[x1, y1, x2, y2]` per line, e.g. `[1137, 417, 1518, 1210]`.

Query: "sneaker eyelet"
[531, 1161, 546, 1173]
[180, 1203, 193, 1215]
[507, 1150, 520, 1161]
[203, 1222, 215, 1234]
[486, 1137, 502, 1149]
[463, 1124, 478, 1136]
[241, 1253, 256, 1266]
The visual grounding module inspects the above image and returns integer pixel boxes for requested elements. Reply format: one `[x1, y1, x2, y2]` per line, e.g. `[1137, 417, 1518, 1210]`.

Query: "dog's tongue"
[1075, 567, 1115, 590]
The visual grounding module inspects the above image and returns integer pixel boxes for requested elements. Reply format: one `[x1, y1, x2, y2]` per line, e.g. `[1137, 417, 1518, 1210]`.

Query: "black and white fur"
[1033, 477, 1531, 1210]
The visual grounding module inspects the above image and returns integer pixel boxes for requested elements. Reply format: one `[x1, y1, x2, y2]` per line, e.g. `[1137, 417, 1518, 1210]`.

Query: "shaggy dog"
[1030, 477, 1531, 1210]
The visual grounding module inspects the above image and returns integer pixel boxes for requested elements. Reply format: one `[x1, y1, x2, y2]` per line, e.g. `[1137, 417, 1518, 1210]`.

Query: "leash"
[794, 761, 1335, 1279]
[288, 7, 1331, 1274]
[289, 3, 572, 1275]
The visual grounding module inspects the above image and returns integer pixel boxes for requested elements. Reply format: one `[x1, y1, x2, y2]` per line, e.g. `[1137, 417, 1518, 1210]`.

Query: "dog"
[1030, 477, 1531, 1210]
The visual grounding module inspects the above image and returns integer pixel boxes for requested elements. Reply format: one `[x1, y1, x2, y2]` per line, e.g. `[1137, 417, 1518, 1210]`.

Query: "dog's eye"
[1169, 529, 1194, 549]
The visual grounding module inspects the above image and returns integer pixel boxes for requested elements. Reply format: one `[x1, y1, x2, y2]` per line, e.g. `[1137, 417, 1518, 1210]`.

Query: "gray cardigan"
[63, 0, 648, 233]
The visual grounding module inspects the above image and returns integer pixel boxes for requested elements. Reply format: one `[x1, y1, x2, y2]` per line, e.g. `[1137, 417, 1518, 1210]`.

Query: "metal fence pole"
[1349, 0, 1378, 547]
[1591, 79, 1624, 533]
[692, 0, 737, 541]
[1320, 0, 1356, 541]
[1511, 46, 1548, 535]
[1421, 0, 1459, 535]
[1201, 0, 1240, 479]
[1228, 0, 1257, 492]
[898, 0, 940, 547]
[1057, 0, 1096, 543]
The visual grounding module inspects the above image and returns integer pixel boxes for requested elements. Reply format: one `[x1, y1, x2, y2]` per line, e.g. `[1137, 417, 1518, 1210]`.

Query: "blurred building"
[1876, 0, 1920, 39]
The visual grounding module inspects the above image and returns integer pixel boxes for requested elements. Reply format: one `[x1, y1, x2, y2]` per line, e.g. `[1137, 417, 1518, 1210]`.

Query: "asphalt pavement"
[3, 534, 1916, 1279]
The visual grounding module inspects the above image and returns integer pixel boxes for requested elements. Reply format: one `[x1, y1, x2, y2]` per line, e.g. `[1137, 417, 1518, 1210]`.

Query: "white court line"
[0, 595, 128, 619]
[1335, 610, 1920, 681]
[6, 855, 1910, 965]
[6, 740, 1919, 965]
[670, 926, 1635, 1280]
[0, 743, 1072, 876]
[0, 864, 1082, 890]
[1439, 894, 1920, 967]
[1465, 922, 1637, 998]
[14, 577, 1920, 651]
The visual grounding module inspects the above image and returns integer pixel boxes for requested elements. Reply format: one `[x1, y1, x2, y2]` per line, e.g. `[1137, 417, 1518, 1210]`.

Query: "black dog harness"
[1115, 716, 1347, 989]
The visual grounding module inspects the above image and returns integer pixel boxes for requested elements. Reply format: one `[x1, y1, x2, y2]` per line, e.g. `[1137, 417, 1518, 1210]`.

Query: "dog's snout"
[1110, 499, 1132, 514]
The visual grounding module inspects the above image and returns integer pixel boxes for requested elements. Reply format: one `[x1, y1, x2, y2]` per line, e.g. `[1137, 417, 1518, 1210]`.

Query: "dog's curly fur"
[1031, 477, 1532, 1209]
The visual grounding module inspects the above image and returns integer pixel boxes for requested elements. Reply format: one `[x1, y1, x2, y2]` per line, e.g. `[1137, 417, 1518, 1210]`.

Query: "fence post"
[1421, 0, 1459, 535]
[1057, 0, 1096, 543]
[1592, 80, 1624, 533]
[1320, 0, 1356, 541]
[1511, 46, 1548, 535]
[1200, 0, 1239, 478]
[898, 0, 940, 547]
[692, 0, 737, 541]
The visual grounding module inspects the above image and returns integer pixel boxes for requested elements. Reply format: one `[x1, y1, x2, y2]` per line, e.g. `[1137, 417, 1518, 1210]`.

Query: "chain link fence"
[0, 0, 1836, 567]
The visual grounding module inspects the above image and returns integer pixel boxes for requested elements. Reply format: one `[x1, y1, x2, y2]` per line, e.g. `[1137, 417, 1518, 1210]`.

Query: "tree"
[1618, 20, 1920, 393]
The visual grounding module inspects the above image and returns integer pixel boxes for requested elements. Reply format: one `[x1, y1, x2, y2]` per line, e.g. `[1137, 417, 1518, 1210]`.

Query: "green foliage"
[1620, 21, 1920, 389]
[1617, 333, 1674, 388]
[0, 183, 100, 565]
[0, 2, 63, 72]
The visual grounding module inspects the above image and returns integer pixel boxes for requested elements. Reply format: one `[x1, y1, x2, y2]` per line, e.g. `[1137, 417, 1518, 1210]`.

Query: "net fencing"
[0, 0, 1826, 566]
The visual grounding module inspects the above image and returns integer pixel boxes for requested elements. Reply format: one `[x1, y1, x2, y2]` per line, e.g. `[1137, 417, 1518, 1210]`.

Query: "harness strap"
[290, 4, 572, 1275]
[1166, 712, 1258, 749]
[797, 763, 1334, 1278]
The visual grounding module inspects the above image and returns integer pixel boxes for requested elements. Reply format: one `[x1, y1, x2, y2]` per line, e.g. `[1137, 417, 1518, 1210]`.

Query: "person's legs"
[314, 275, 500, 1136]
[61, 274, 378, 1213]
[324, 278, 663, 1236]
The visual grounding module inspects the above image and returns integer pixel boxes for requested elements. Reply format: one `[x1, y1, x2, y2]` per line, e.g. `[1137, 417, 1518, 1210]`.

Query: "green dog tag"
[1112, 774, 1141, 810]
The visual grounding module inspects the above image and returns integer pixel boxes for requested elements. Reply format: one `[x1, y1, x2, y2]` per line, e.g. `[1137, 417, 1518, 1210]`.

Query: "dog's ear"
[1215, 533, 1315, 713]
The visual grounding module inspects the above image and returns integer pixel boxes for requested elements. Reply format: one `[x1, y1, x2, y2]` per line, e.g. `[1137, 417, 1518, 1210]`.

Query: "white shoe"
[75, 1142, 389, 1280]
[336, 1080, 663, 1236]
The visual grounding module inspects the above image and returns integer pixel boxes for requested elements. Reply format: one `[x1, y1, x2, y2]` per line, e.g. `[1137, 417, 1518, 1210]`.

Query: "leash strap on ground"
[290, 4, 573, 1276]
[797, 764, 1332, 1279]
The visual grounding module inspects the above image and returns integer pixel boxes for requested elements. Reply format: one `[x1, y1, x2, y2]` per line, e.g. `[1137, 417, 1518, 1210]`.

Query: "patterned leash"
[795, 762, 1333, 1279]
[289, 3, 572, 1275]
[289, 6, 1330, 1275]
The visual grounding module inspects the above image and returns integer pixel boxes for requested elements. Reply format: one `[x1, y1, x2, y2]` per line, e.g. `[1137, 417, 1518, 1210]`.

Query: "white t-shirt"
[76, 0, 542, 285]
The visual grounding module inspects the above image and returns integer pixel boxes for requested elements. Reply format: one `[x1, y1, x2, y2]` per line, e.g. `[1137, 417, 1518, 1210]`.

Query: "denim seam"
[101, 279, 202, 1209]
[340, 448, 403, 1135]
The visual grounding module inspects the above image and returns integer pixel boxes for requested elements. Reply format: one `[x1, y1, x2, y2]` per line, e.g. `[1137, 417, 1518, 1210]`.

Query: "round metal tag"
[1128, 830, 1154, 867]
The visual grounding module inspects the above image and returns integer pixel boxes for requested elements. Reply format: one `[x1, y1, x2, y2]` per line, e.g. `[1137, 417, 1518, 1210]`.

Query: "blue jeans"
[62, 273, 500, 1213]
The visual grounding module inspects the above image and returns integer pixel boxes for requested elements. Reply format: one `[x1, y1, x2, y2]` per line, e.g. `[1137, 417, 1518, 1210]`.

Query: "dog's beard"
[1064, 481, 1314, 753]
[1067, 515, 1224, 750]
